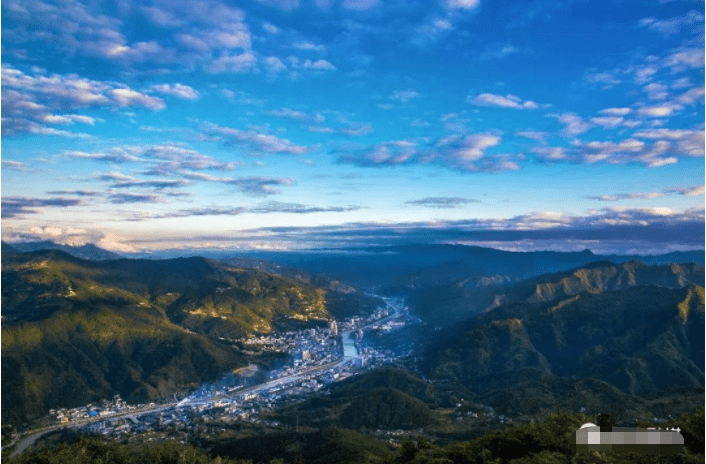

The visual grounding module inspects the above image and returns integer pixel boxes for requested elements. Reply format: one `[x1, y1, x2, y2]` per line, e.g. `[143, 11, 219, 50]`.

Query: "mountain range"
[421, 261, 705, 420]
[4, 241, 124, 261]
[1, 248, 380, 426]
[2, 241, 703, 439]
[411, 260, 705, 327]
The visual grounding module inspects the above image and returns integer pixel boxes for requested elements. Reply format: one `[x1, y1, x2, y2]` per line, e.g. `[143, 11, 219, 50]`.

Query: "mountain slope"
[497, 260, 704, 306]
[6, 240, 123, 260]
[424, 284, 705, 401]
[218, 245, 705, 291]
[2, 241, 21, 254]
[411, 260, 704, 327]
[1, 250, 370, 427]
[272, 368, 440, 431]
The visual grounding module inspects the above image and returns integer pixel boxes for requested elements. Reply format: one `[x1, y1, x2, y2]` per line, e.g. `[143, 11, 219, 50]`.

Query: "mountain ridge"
[424, 283, 705, 401]
[4, 240, 124, 261]
[1, 250, 381, 427]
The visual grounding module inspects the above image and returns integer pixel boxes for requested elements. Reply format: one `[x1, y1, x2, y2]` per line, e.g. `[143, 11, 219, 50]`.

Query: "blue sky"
[2, 0, 704, 254]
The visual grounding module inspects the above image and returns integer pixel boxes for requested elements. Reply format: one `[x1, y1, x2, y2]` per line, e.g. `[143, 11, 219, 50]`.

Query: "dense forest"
[4, 408, 703, 464]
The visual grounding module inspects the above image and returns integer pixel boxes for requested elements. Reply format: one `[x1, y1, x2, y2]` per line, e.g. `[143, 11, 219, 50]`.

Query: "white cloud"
[293, 41, 325, 52]
[109, 89, 166, 110]
[600, 107, 633, 116]
[633, 128, 696, 140]
[200, 121, 312, 155]
[1, 65, 168, 136]
[533, 147, 568, 160]
[584, 71, 622, 87]
[637, 105, 675, 117]
[446, 0, 480, 10]
[3, 0, 265, 75]
[141, 5, 184, 28]
[307, 126, 336, 133]
[678, 185, 705, 197]
[285, 56, 336, 72]
[151, 83, 200, 100]
[29, 226, 64, 237]
[643, 82, 669, 100]
[306, 59, 337, 71]
[263, 56, 287, 73]
[586, 192, 665, 201]
[515, 131, 547, 141]
[590, 116, 624, 128]
[269, 107, 325, 123]
[663, 47, 704, 72]
[675, 86, 705, 105]
[204, 52, 258, 73]
[638, 10, 704, 36]
[98, 231, 138, 253]
[263, 22, 279, 34]
[468, 93, 539, 109]
[2, 160, 33, 171]
[411, 119, 431, 127]
[390, 89, 421, 103]
[340, 123, 375, 136]
[547, 113, 591, 136]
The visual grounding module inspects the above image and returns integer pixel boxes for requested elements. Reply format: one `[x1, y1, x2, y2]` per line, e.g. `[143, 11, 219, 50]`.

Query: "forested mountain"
[273, 368, 440, 431]
[410, 260, 704, 327]
[4, 241, 124, 261]
[423, 282, 705, 418]
[203, 245, 705, 290]
[0, 249, 379, 426]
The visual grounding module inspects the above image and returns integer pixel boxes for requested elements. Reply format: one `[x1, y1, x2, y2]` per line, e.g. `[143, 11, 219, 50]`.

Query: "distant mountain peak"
[5, 240, 123, 261]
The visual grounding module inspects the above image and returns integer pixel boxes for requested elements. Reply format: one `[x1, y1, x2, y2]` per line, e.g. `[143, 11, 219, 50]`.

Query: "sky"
[1, 0, 704, 255]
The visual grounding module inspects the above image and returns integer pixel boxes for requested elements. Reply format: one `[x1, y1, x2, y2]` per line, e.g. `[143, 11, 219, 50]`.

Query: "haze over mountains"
[4, 241, 124, 261]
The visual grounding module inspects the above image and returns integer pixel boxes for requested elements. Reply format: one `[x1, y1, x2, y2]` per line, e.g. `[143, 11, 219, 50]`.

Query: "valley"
[1, 242, 704, 463]
[7, 296, 414, 457]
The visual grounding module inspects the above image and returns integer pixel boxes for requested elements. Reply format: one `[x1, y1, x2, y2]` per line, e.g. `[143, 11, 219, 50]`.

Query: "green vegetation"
[410, 261, 704, 328]
[424, 284, 705, 417]
[1, 250, 379, 427]
[209, 428, 396, 464]
[389, 408, 705, 464]
[5, 437, 255, 464]
[5, 409, 703, 464]
[339, 388, 438, 430]
[272, 368, 443, 431]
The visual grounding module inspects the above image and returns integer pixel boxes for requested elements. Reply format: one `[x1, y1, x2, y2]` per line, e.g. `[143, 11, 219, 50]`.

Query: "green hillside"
[339, 388, 438, 430]
[270, 368, 441, 431]
[410, 261, 704, 328]
[208, 428, 396, 464]
[5, 408, 703, 464]
[423, 283, 705, 420]
[1, 250, 375, 426]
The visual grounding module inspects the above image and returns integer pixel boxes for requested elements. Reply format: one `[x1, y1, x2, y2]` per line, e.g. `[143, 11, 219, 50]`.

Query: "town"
[21, 297, 421, 448]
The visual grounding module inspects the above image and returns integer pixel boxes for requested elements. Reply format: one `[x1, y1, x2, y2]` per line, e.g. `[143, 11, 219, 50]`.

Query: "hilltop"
[3, 241, 123, 261]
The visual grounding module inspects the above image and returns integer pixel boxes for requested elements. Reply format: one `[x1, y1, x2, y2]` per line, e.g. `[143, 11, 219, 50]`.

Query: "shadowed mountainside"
[410, 260, 704, 327]
[272, 368, 440, 431]
[423, 282, 705, 418]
